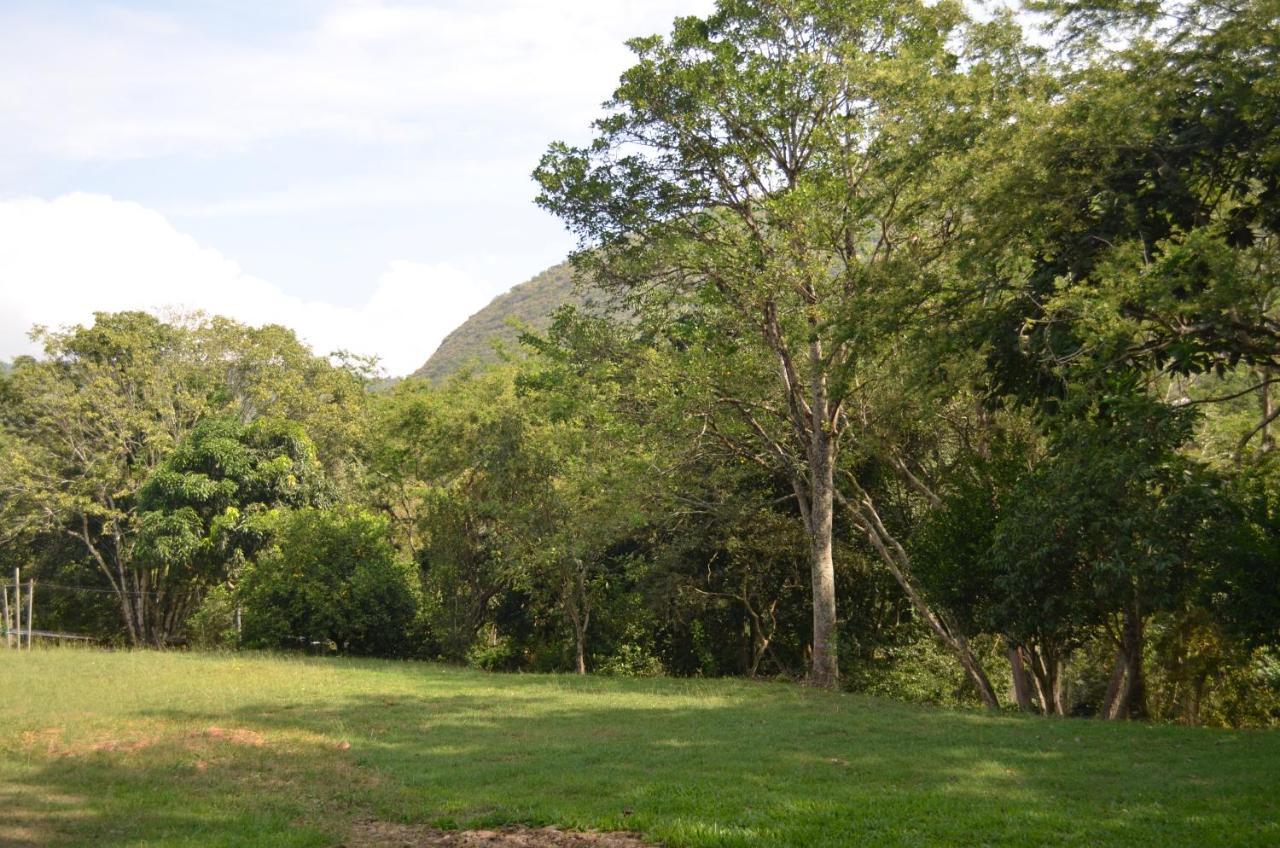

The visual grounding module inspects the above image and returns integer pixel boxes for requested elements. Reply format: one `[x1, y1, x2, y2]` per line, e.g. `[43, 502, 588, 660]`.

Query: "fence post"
[1, 579, 10, 649]
[12, 567, 20, 650]
[26, 580, 34, 651]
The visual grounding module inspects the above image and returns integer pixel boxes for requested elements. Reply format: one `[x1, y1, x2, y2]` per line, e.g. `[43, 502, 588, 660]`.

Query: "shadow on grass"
[5, 671, 1280, 848]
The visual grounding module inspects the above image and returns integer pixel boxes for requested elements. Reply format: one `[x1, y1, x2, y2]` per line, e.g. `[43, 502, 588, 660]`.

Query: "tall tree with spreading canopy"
[0, 312, 367, 644]
[535, 0, 1026, 695]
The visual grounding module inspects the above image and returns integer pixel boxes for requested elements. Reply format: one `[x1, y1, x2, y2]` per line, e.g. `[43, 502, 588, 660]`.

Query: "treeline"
[2, 0, 1279, 726]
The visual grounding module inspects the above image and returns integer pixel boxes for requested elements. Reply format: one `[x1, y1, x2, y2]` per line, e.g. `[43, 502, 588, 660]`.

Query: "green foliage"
[845, 627, 993, 709]
[0, 311, 370, 645]
[465, 629, 523, 672]
[239, 508, 422, 657]
[4, 0, 1280, 729]
[595, 621, 668, 678]
[990, 397, 1210, 634]
[185, 584, 240, 650]
[135, 416, 332, 628]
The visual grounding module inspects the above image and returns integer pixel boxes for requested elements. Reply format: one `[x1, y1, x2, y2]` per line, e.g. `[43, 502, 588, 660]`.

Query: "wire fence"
[3, 574, 108, 648]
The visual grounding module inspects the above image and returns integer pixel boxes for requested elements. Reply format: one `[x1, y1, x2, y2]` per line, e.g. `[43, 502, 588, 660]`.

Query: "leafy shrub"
[467, 629, 523, 671]
[597, 641, 666, 677]
[239, 508, 423, 657]
[186, 584, 239, 649]
[845, 626, 994, 708]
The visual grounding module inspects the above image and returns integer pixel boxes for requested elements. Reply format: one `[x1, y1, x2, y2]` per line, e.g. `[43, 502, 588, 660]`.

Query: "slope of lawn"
[0, 650, 1276, 847]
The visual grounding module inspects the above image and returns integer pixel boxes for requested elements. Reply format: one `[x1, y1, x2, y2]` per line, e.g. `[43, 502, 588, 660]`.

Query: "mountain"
[413, 260, 592, 382]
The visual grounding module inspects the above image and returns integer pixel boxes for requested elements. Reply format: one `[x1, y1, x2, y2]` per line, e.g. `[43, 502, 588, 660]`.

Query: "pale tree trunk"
[753, 301, 843, 689]
[746, 599, 780, 679]
[808, 424, 839, 688]
[1102, 649, 1127, 718]
[573, 622, 587, 675]
[1008, 643, 1034, 712]
[72, 520, 142, 646]
[565, 565, 589, 675]
[806, 340, 840, 688]
[840, 490, 1001, 710]
[1026, 644, 1064, 716]
[1102, 603, 1147, 720]
[694, 580, 783, 679]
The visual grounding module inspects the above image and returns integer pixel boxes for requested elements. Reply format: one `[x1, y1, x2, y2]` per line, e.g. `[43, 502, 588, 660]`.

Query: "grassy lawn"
[0, 650, 1276, 847]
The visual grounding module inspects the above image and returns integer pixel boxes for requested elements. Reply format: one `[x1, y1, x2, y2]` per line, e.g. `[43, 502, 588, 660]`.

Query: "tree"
[972, 0, 1280, 440]
[515, 330, 654, 673]
[133, 416, 330, 644]
[945, 0, 1280, 716]
[0, 311, 368, 644]
[536, 0, 1027, 694]
[239, 507, 422, 656]
[987, 393, 1225, 718]
[369, 368, 555, 659]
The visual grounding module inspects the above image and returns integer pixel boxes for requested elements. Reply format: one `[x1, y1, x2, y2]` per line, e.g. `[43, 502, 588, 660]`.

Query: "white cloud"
[0, 0, 714, 162]
[0, 193, 494, 375]
[0, 3, 720, 371]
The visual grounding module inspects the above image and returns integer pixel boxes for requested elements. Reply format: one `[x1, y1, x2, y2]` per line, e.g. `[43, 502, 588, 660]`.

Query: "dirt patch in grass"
[89, 736, 161, 753]
[18, 724, 267, 757]
[346, 821, 659, 847]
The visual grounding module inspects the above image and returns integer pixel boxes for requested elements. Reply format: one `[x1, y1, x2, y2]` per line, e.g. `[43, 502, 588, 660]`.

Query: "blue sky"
[0, 0, 714, 374]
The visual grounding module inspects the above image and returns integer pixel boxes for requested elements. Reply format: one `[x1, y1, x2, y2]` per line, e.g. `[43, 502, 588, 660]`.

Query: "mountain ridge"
[412, 260, 586, 382]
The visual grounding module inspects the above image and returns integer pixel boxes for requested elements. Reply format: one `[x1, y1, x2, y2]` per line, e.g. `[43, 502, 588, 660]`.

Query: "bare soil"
[345, 821, 660, 847]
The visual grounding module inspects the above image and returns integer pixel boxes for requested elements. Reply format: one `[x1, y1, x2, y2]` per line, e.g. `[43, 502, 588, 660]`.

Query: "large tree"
[132, 416, 330, 644]
[536, 0, 1026, 694]
[0, 311, 367, 644]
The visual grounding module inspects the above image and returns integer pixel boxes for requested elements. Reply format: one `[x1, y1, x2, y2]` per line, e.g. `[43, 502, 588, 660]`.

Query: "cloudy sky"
[0, 0, 714, 375]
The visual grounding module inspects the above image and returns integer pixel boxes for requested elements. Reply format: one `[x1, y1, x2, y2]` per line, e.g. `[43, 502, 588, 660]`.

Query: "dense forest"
[2, 0, 1279, 727]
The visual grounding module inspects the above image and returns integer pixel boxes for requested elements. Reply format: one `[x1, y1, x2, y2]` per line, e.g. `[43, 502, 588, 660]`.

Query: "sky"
[0, 0, 715, 376]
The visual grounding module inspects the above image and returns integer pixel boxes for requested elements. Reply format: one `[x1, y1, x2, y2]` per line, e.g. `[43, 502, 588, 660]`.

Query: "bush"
[186, 584, 239, 649]
[467, 628, 523, 671]
[239, 508, 423, 657]
[597, 641, 666, 677]
[844, 626, 995, 708]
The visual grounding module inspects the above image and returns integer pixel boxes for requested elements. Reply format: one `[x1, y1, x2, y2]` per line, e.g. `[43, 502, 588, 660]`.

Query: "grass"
[0, 650, 1276, 847]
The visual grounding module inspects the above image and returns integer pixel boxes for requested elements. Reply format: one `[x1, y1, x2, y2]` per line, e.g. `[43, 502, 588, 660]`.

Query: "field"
[0, 651, 1276, 847]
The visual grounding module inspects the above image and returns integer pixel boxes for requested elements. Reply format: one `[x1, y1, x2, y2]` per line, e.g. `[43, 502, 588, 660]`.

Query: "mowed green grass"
[0, 651, 1276, 847]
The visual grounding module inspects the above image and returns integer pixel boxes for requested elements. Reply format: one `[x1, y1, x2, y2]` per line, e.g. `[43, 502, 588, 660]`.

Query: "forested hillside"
[413, 260, 597, 381]
[3, 0, 1278, 729]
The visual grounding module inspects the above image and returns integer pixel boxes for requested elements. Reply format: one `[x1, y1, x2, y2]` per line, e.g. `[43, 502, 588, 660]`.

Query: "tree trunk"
[953, 635, 1000, 711]
[1102, 606, 1146, 720]
[1187, 670, 1209, 726]
[574, 623, 587, 675]
[1008, 643, 1034, 711]
[807, 389, 839, 688]
[566, 569, 589, 675]
[745, 599, 778, 679]
[1026, 646, 1063, 716]
[1102, 647, 1127, 719]
[844, 495, 1001, 710]
[1121, 609, 1147, 719]
[75, 524, 141, 646]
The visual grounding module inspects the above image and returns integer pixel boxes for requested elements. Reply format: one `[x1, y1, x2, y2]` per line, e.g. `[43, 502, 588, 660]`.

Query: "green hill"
[413, 260, 598, 382]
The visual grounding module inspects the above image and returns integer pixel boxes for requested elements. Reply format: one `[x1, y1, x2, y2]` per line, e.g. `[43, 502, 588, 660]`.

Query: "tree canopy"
[2, 0, 1277, 727]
